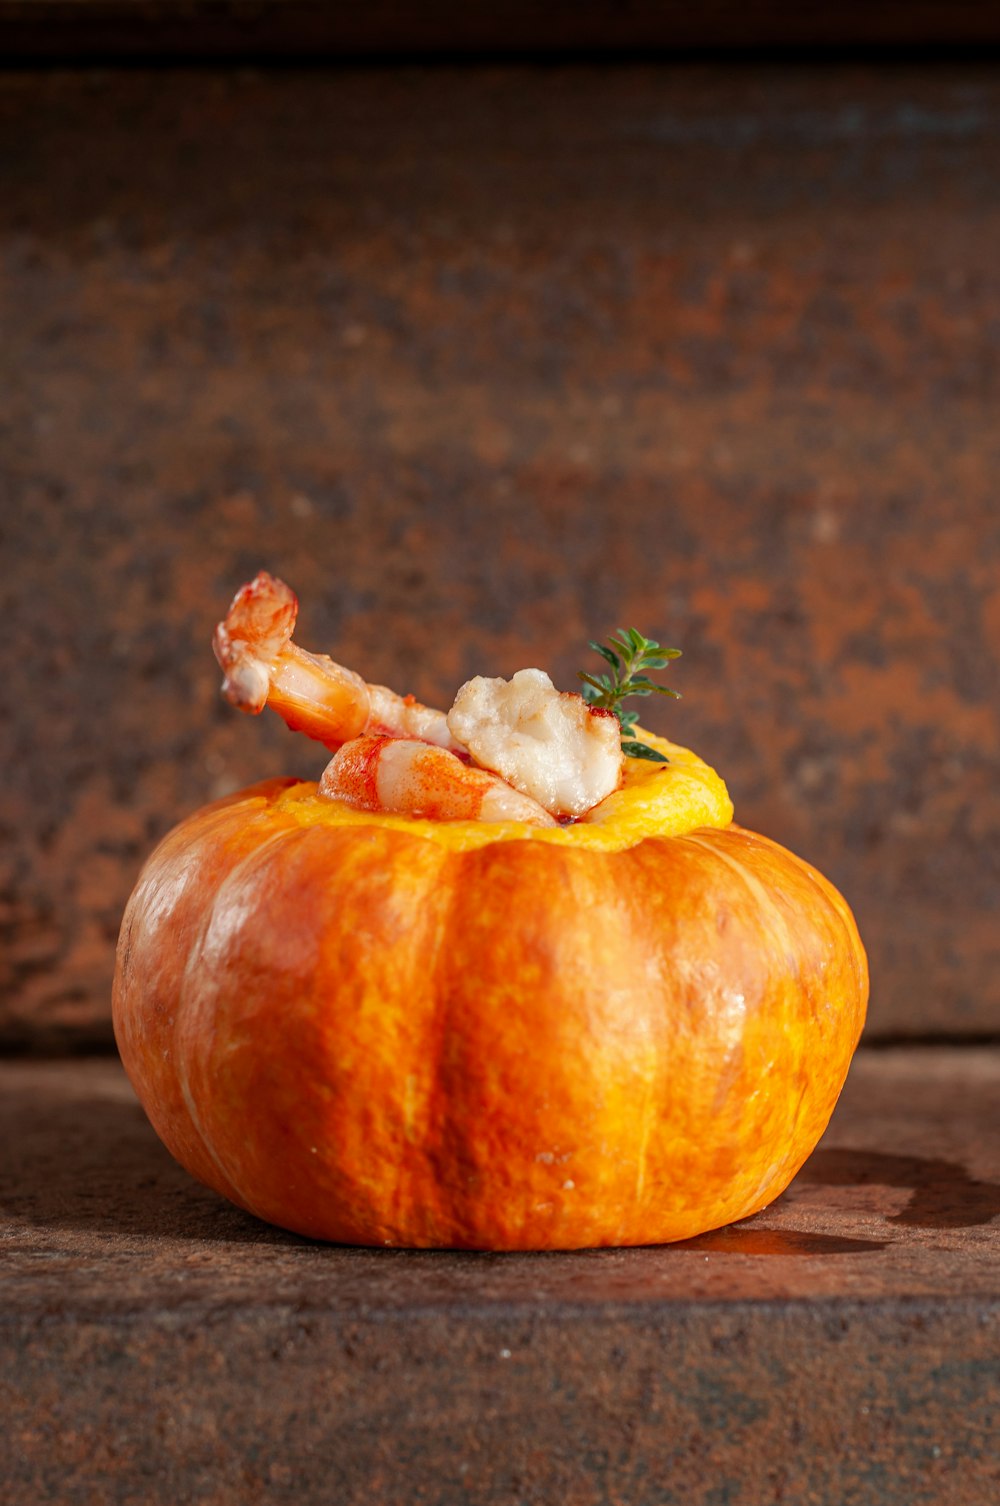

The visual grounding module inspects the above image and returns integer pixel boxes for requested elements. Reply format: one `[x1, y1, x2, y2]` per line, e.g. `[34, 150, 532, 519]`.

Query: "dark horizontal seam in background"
[859, 1033, 1000, 1050]
[2, 1040, 998, 1059]
[7, 47, 1000, 70]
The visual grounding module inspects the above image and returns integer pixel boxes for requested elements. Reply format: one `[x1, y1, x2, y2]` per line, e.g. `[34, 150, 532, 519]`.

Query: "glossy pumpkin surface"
[113, 735, 867, 1249]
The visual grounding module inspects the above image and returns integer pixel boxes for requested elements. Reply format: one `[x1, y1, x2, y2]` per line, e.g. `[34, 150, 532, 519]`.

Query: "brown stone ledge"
[1, 1047, 998, 1504]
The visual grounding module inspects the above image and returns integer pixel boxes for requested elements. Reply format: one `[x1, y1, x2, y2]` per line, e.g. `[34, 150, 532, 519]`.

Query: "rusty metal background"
[1, 1047, 998, 1503]
[2, 66, 999, 1047]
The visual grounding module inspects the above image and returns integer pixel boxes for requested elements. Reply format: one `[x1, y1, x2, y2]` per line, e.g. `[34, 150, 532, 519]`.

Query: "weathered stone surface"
[2, 67, 999, 1045]
[1, 1049, 998, 1503]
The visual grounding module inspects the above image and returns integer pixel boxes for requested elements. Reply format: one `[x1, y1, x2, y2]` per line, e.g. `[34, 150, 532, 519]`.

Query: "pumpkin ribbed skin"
[113, 777, 868, 1249]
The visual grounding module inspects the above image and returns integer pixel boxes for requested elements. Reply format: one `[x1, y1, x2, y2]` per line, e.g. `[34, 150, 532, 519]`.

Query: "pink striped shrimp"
[213, 572, 459, 752]
[319, 735, 557, 827]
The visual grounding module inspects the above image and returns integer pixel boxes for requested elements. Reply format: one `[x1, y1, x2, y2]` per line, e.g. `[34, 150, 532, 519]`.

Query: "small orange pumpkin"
[113, 733, 867, 1249]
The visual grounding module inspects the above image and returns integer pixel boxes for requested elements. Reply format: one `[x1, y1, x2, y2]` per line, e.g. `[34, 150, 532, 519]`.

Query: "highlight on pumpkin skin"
[319, 734, 558, 827]
[213, 571, 460, 752]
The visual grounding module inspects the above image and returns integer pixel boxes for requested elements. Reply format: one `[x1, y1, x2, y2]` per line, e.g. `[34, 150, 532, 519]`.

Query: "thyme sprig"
[579, 628, 681, 763]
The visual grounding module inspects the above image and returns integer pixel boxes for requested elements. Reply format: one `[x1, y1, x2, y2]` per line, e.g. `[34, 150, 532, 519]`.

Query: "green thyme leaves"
[579, 628, 681, 764]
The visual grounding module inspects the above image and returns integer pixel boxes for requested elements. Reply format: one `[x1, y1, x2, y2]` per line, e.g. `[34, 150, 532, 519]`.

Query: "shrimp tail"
[214, 571, 459, 753]
[213, 572, 298, 714]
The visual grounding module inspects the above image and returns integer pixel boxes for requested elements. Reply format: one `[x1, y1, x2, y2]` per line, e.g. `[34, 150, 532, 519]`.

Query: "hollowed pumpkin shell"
[113, 735, 867, 1249]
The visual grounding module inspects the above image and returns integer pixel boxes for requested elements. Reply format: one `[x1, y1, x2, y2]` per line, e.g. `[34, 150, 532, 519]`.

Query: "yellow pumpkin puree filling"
[275, 730, 734, 854]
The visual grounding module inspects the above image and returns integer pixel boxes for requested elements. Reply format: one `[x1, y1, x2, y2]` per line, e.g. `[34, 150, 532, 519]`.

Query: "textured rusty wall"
[2, 66, 999, 1047]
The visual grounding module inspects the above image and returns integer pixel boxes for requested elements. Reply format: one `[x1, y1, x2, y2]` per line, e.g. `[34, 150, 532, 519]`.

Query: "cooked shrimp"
[215, 573, 626, 825]
[319, 735, 558, 827]
[213, 572, 459, 751]
[447, 668, 623, 818]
